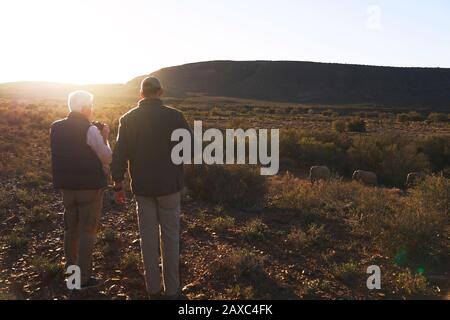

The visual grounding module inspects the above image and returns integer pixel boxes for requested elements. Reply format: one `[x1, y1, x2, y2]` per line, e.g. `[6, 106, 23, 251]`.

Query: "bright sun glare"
[0, 0, 171, 84]
[1, 0, 449, 84]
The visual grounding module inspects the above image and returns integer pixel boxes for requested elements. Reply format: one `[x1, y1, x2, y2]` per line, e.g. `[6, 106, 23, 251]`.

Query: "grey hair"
[68, 90, 94, 113]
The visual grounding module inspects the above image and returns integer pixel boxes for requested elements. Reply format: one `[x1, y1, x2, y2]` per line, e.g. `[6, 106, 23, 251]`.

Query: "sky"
[0, 0, 449, 84]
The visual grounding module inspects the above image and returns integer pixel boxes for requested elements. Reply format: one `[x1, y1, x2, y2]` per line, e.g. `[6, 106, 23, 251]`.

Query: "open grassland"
[0, 97, 448, 300]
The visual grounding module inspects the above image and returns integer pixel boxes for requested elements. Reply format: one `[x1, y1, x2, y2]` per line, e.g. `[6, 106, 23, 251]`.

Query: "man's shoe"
[80, 277, 103, 290]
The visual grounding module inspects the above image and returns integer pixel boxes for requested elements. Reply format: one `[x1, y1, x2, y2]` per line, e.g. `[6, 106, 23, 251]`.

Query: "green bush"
[243, 218, 269, 242]
[378, 112, 395, 120]
[397, 113, 409, 123]
[347, 134, 430, 186]
[396, 269, 430, 297]
[414, 175, 449, 215]
[346, 117, 366, 132]
[185, 165, 268, 209]
[120, 253, 141, 273]
[442, 167, 450, 179]
[279, 129, 301, 161]
[308, 130, 351, 150]
[297, 137, 345, 171]
[32, 256, 65, 284]
[322, 109, 338, 117]
[397, 112, 424, 122]
[428, 112, 448, 122]
[407, 111, 425, 121]
[280, 129, 350, 171]
[333, 262, 361, 287]
[101, 229, 119, 242]
[4, 232, 28, 250]
[418, 136, 450, 171]
[211, 216, 236, 232]
[225, 284, 255, 299]
[209, 107, 222, 116]
[332, 120, 346, 133]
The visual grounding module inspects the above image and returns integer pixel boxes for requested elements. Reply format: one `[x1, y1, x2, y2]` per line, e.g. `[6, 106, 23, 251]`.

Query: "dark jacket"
[111, 98, 191, 197]
[50, 112, 107, 190]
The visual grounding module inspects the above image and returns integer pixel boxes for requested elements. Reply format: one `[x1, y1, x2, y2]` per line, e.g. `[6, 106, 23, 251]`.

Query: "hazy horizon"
[1, 0, 449, 84]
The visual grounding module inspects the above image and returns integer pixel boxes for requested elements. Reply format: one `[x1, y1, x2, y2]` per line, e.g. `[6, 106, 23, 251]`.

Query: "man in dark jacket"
[50, 90, 112, 289]
[111, 77, 191, 299]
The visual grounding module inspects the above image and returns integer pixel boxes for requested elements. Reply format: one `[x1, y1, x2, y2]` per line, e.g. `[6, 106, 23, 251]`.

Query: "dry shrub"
[272, 174, 369, 215]
[287, 224, 327, 249]
[271, 174, 326, 213]
[396, 269, 430, 297]
[360, 175, 448, 271]
[210, 249, 266, 282]
[272, 174, 449, 272]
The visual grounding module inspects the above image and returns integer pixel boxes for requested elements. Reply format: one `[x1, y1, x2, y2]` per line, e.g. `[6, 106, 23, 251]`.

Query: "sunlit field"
[0, 95, 448, 300]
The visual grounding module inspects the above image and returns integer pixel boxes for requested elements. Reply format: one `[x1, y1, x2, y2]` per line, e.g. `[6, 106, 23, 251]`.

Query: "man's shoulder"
[119, 106, 141, 123]
[120, 103, 185, 125]
[161, 105, 184, 118]
[50, 117, 67, 129]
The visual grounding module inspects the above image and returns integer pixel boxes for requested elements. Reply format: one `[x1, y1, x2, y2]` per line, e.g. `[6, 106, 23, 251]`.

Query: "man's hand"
[113, 181, 126, 205]
[101, 125, 110, 143]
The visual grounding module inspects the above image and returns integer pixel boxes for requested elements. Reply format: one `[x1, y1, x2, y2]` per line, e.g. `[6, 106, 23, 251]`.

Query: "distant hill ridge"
[127, 60, 450, 110]
[2, 60, 450, 110]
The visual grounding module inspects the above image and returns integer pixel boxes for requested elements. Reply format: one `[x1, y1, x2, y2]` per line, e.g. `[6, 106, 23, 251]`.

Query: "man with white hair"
[50, 90, 112, 289]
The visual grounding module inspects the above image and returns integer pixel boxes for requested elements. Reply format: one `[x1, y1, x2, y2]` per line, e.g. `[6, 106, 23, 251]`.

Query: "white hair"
[68, 90, 94, 113]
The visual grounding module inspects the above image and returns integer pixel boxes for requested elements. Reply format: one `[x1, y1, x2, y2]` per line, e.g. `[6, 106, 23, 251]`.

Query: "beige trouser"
[62, 189, 104, 284]
[136, 192, 181, 296]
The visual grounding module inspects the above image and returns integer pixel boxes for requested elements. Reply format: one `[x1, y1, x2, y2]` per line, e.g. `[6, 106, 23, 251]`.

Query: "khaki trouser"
[62, 189, 104, 284]
[136, 192, 181, 296]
